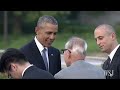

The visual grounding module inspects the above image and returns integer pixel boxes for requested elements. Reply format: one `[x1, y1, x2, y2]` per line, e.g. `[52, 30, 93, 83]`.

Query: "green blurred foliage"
[0, 11, 111, 35]
[1, 11, 120, 49]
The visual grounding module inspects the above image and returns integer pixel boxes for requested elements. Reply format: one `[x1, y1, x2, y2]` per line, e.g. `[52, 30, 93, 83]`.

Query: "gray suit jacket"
[54, 60, 105, 79]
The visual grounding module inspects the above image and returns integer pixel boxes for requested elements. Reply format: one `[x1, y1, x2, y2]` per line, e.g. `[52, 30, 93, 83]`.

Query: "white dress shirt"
[109, 44, 120, 63]
[22, 64, 33, 77]
[34, 36, 49, 69]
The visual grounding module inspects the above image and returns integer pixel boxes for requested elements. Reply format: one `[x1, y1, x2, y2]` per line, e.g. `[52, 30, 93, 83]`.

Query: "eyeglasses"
[61, 49, 71, 54]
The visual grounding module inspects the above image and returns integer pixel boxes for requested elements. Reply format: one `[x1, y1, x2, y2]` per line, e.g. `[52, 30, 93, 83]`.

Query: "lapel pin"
[51, 54, 53, 56]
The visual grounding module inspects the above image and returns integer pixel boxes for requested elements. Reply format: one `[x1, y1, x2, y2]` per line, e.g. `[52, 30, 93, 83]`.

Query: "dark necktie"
[42, 48, 48, 71]
[102, 56, 111, 70]
[105, 56, 111, 79]
[106, 56, 111, 69]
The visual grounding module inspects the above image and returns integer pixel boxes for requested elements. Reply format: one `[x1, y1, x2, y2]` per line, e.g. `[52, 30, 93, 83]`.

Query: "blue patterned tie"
[42, 48, 48, 71]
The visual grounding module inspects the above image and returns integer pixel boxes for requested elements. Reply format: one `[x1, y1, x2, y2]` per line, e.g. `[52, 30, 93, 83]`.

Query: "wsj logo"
[104, 70, 114, 77]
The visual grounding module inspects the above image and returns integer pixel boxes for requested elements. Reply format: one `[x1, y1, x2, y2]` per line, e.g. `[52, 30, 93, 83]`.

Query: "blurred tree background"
[0, 11, 120, 56]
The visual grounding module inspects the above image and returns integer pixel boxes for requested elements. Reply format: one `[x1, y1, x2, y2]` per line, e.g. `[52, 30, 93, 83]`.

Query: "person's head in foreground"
[0, 48, 54, 79]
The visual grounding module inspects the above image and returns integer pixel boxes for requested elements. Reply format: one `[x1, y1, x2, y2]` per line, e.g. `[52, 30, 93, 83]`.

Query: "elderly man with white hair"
[54, 36, 105, 79]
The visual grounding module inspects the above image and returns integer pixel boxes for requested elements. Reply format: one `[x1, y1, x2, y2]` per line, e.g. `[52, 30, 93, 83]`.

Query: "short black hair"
[0, 48, 28, 72]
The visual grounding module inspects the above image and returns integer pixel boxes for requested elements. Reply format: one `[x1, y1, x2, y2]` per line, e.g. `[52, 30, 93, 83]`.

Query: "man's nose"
[97, 40, 100, 45]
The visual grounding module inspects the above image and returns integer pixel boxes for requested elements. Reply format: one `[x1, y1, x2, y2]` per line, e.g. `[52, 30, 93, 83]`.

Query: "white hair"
[65, 36, 87, 55]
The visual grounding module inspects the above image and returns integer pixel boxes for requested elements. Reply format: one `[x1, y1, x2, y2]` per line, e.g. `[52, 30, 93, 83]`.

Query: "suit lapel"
[109, 46, 120, 69]
[48, 47, 55, 73]
[102, 60, 109, 70]
[30, 40, 46, 70]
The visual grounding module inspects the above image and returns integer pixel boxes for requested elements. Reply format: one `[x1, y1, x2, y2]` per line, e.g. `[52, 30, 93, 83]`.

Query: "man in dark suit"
[0, 48, 54, 79]
[94, 24, 120, 79]
[20, 15, 61, 75]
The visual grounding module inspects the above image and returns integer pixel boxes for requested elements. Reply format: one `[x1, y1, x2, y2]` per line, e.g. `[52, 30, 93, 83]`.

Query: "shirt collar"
[22, 64, 33, 77]
[34, 36, 48, 53]
[109, 44, 120, 60]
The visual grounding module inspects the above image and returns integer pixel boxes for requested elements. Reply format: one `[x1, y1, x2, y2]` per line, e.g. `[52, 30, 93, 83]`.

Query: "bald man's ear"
[111, 32, 116, 40]
[67, 50, 71, 59]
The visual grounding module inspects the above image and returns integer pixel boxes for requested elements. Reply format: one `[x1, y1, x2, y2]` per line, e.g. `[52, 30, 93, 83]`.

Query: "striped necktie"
[42, 48, 48, 70]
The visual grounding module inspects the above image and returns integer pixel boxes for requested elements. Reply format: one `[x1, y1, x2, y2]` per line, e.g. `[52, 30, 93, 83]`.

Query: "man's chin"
[101, 49, 105, 53]
[46, 44, 51, 47]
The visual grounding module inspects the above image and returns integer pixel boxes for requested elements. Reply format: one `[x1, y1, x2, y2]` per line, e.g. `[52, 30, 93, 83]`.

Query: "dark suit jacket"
[102, 46, 120, 79]
[22, 65, 54, 79]
[20, 39, 61, 75]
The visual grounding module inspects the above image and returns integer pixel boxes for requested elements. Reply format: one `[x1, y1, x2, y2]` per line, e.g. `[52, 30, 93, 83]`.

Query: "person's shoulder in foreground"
[0, 48, 54, 79]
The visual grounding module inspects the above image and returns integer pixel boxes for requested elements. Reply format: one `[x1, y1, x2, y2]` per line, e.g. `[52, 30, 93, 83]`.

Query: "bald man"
[94, 24, 120, 79]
